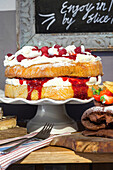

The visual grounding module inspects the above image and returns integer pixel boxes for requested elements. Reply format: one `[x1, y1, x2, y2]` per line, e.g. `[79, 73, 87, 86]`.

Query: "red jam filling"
[19, 77, 90, 100]
[19, 78, 49, 100]
[62, 77, 89, 99]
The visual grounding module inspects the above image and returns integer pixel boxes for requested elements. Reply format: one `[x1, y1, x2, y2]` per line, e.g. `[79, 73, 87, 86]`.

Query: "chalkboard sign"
[35, 0, 113, 33]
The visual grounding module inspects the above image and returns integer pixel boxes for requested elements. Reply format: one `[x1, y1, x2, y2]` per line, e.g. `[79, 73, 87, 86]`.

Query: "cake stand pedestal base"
[27, 104, 77, 134]
[0, 89, 93, 134]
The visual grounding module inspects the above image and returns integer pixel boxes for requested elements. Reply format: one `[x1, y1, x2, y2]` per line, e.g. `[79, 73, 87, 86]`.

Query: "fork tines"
[38, 123, 54, 134]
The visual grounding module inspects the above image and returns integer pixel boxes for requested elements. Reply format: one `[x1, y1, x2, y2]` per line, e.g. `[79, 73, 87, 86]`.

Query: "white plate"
[0, 89, 93, 105]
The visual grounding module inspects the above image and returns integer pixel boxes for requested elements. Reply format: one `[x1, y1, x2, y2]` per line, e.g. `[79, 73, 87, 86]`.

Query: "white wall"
[0, 0, 16, 11]
[0, 0, 16, 90]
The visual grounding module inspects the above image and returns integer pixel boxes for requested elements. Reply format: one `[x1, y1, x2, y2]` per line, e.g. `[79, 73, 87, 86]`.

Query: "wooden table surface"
[17, 145, 113, 165]
[1, 127, 113, 170]
[1, 127, 113, 165]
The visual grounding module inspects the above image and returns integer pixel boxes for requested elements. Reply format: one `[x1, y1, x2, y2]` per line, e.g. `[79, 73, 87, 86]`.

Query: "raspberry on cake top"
[4, 45, 101, 68]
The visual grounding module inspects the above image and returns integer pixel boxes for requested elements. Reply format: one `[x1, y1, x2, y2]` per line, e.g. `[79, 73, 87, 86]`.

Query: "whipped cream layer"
[4, 55, 73, 68]
[4, 45, 101, 68]
[5, 77, 71, 87]
[6, 76, 101, 87]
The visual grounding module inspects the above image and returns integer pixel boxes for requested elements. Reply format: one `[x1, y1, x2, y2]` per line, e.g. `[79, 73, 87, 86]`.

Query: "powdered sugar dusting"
[85, 106, 113, 115]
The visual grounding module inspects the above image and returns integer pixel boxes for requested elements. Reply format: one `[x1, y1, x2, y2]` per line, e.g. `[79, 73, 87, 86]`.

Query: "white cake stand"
[0, 89, 93, 134]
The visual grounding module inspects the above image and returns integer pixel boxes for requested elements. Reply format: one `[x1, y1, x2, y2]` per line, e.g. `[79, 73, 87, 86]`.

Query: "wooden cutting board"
[50, 132, 113, 153]
[0, 127, 27, 140]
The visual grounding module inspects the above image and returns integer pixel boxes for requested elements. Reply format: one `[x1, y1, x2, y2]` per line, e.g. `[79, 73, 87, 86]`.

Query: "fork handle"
[1, 137, 38, 155]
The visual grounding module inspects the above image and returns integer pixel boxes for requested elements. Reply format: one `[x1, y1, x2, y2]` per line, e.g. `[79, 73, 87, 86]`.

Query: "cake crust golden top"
[5, 60, 103, 78]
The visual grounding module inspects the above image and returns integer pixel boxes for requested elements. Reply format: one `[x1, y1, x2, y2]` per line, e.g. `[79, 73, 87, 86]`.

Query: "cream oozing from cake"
[43, 77, 71, 87]
[6, 78, 27, 86]
[5, 77, 71, 87]
[4, 45, 101, 68]
[86, 75, 101, 85]
[5, 75, 101, 87]
[76, 54, 101, 63]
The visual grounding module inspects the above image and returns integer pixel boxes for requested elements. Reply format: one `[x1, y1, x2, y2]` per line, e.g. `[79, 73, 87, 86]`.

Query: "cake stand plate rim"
[0, 89, 94, 105]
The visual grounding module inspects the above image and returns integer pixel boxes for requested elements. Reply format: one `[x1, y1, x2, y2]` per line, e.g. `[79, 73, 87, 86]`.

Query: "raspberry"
[7, 53, 13, 57]
[59, 48, 67, 56]
[74, 46, 81, 53]
[17, 54, 26, 62]
[54, 44, 61, 49]
[41, 46, 48, 54]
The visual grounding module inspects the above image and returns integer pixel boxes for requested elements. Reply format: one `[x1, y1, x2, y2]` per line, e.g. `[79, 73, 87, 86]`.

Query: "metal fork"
[1, 123, 53, 155]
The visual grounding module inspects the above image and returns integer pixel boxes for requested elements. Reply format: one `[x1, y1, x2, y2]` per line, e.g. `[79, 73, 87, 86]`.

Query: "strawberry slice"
[92, 87, 113, 104]
[100, 89, 113, 97]
[100, 95, 113, 104]
[93, 94, 101, 102]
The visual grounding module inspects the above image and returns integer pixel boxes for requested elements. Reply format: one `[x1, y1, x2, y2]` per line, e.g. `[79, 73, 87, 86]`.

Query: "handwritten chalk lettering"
[60, 1, 95, 29]
[82, 3, 95, 20]
[87, 13, 111, 24]
[60, 0, 113, 30]
[37, 0, 113, 31]
[62, 13, 75, 30]
[61, 1, 95, 19]
[61, 1, 79, 18]
[60, 1, 68, 14]
[39, 13, 56, 30]
[66, 4, 86, 16]
[96, 2, 107, 11]
[108, 0, 113, 11]
[111, 18, 113, 24]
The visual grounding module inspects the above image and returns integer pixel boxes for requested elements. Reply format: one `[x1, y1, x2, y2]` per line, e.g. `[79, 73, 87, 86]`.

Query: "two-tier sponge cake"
[4, 44, 103, 100]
